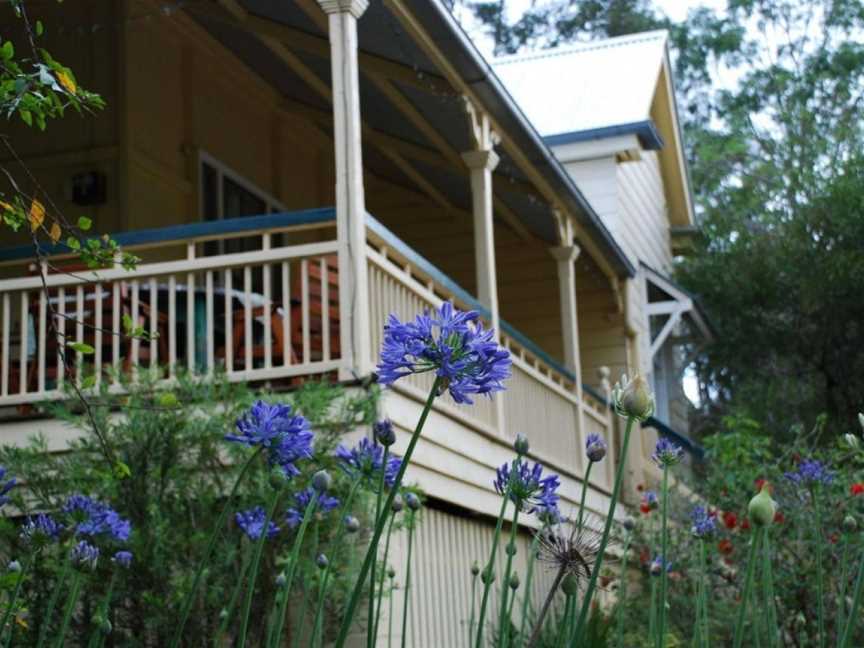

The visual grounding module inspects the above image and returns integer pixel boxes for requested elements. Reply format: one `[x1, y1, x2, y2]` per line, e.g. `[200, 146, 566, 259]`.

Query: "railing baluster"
[111, 282, 120, 384]
[301, 259, 310, 364]
[224, 269, 233, 374]
[168, 275, 177, 377]
[205, 271, 214, 373]
[37, 284, 46, 393]
[1, 293, 9, 396]
[281, 262, 290, 367]
[149, 277, 157, 368]
[94, 284, 103, 387]
[321, 258, 330, 361]
[262, 234, 272, 369]
[244, 266, 252, 372]
[75, 286, 83, 388]
[19, 292, 28, 394]
[186, 272, 195, 372]
[131, 280, 140, 375]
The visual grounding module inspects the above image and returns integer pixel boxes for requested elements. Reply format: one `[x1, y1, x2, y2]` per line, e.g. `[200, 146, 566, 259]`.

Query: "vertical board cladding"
[380, 504, 561, 648]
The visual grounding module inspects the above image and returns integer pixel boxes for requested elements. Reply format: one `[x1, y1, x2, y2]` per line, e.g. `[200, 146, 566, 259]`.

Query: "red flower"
[640, 502, 651, 514]
[851, 483, 864, 496]
[723, 511, 738, 530]
[741, 519, 751, 531]
[755, 477, 766, 492]
[718, 539, 734, 555]
[774, 511, 785, 524]
[829, 533, 839, 544]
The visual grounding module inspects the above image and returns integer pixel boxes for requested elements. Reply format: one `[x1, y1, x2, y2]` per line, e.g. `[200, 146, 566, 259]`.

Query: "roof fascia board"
[658, 51, 696, 225]
[544, 120, 664, 151]
[551, 134, 641, 163]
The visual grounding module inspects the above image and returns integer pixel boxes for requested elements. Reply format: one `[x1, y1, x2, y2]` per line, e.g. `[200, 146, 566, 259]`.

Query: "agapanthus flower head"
[285, 488, 340, 528]
[494, 458, 560, 515]
[649, 555, 672, 577]
[6, 560, 19, 573]
[690, 506, 716, 538]
[640, 491, 659, 514]
[536, 516, 603, 589]
[535, 500, 562, 526]
[585, 434, 607, 463]
[112, 550, 133, 569]
[784, 458, 834, 488]
[652, 437, 683, 468]
[20, 513, 63, 546]
[611, 374, 654, 421]
[226, 401, 314, 477]
[843, 433, 860, 451]
[373, 419, 396, 447]
[235, 506, 280, 540]
[376, 302, 511, 405]
[65, 496, 131, 543]
[335, 437, 401, 489]
[71, 541, 100, 570]
[0, 467, 15, 508]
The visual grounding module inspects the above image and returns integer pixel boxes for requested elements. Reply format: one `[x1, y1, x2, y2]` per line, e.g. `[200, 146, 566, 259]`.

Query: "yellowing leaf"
[0, 200, 13, 212]
[49, 221, 62, 243]
[28, 199, 45, 232]
[56, 69, 76, 95]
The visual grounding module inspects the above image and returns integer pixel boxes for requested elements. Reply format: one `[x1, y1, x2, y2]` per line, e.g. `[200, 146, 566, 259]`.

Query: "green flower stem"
[290, 523, 320, 648]
[571, 416, 636, 644]
[554, 594, 574, 648]
[577, 461, 594, 530]
[812, 487, 826, 648]
[87, 569, 118, 648]
[368, 446, 390, 648]
[526, 564, 566, 647]
[310, 480, 363, 648]
[615, 529, 633, 648]
[657, 466, 670, 648]
[518, 524, 546, 645]
[373, 510, 398, 642]
[52, 570, 83, 648]
[237, 481, 291, 647]
[214, 546, 253, 645]
[506, 581, 518, 639]
[0, 552, 33, 646]
[475, 462, 518, 648]
[36, 547, 73, 648]
[732, 527, 763, 648]
[839, 546, 864, 648]
[837, 531, 851, 640]
[333, 377, 440, 648]
[269, 490, 321, 648]
[497, 507, 521, 648]
[699, 538, 710, 648]
[400, 509, 417, 648]
[170, 446, 262, 648]
[468, 571, 478, 647]
[388, 578, 396, 648]
[762, 532, 777, 648]
[648, 578, 658, 646]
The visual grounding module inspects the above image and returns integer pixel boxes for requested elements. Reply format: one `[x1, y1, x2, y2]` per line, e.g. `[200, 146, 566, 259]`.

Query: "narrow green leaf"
[67, 342, 95, 355]
[77, 216, 92, 231]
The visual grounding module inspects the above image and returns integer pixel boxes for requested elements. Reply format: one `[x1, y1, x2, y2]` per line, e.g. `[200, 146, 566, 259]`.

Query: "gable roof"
[493, 31, 669, 140]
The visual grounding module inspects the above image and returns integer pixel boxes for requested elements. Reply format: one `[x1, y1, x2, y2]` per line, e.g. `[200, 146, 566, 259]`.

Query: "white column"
[318, 0, 372, 378]
[550, 244, 582, 376]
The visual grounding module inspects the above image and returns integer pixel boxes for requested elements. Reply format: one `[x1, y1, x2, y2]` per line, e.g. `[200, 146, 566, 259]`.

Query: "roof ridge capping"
[493, 29, 668, 66]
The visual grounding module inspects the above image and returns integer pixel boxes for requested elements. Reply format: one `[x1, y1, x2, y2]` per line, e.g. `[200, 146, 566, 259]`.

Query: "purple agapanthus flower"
[0, 467, 15, 508]
[64, 495, 131, 543]
[71, 540, 100, 570]
[585, 434, 607, 463]
[226, 401, 314, 477]
[784, 459, 834, 488]
[20, 513, 63, 545]
[652, 437, 683, 468]
[285, 488, 341, 529]
[235, 506, 280, 540]
[494, 458, 560, 515]
[376, 302, 511, 405]
[650, 554, 672, 576]
[335, 438, 402, 490]
[690, 506, 716, 538]
[112, 550, 133, 568]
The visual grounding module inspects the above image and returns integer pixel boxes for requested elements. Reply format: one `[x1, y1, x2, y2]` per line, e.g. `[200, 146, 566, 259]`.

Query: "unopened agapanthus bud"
[316, 554, 329, 570]
[505, 543, 517, 557]
[312, 470, 332, 492]
[391, 494, 404, 513]
[100, 619, 113, 635]
[612, 375, 655, 421]
[7, 560, 20, 573]
[344, 516, 360, 533]
[844, 433, 860, 451]
[509, 573, 520, 590]
[794, 612, 807, 628]
[514, 434, 530, 456]
[748, 484, 777, 527]
[373, 420, 396, 447]
[219, 609, 228, 621]
[843, 515, 858, 533]
[561, 573, 579, 596]
[585, 434, 607, 463]
[471, 561, 480, 576]
[623, 518, 636, 532]
[387, 567, 396, 579]
[481, 567, 495, 584]
[275, 572, 287, 588]
[405, 492, 421, 511]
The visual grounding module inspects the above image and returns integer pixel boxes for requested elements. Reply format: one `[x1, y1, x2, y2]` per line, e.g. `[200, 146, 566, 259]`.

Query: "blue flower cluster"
[494, 458, 560, 516]
[285, 487, 341, 529]
[652, 437, 684, 468]
[377, 302, 511, 405]
[20, 513, 63, 545]
[72, 540, 100, 570]
[63, 494, 131, 543]
[650, 554, 673, 576]
[784, 458, 834, 488]
[335, 438, 402, 489]
[235, 506, 280, 540]
[690, 506, 716, 538]
[226, 401, 314, 477]
[112, 550, 133, 568]
[0, 466, 15, 508]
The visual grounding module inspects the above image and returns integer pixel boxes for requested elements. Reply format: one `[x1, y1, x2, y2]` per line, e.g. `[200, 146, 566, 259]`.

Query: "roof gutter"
[409, 2, 636, 278]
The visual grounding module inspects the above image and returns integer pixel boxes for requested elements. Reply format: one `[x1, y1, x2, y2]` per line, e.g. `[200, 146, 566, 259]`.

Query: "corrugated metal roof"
[493, 30, 669, 138]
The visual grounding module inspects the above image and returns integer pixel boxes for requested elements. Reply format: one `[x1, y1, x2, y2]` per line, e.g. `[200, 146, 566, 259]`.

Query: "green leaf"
[66, 237, 81, 250]
[77, 216, 92, 231]
[122, 313, 134, 334]
[19, 110, 31, 127]
[68, 342, 95, 355]
[35, 20, 44, 37]
[81, 374, 96, 389]
[0, 41, 13, 61]
[113, 461, 132, 480]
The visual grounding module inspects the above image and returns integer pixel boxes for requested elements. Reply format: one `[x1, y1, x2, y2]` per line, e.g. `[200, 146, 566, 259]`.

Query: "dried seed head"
[536, 516, 604, 592]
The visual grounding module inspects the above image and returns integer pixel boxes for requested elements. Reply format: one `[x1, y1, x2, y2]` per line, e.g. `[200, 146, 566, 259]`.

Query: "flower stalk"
[52, 570, 84, 648]
[732, 527, 763, 648]
[214, 546, 252, 645]
[368, 445, 390, 648]
[811, 486, 826, 648]
[518, 524, 546, 644]
[615, 527, 633, 648]
[497, 507, 521, 648]
[657, 465, 670, 648]
[400, 507, 417, 648]
[0, 553, 32, 645]
[36, 548, 73, 648]
[839, 546, 864, 648]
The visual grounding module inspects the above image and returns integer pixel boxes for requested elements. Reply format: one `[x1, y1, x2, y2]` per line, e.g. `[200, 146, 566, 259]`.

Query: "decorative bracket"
[463, 96, 500, 153]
